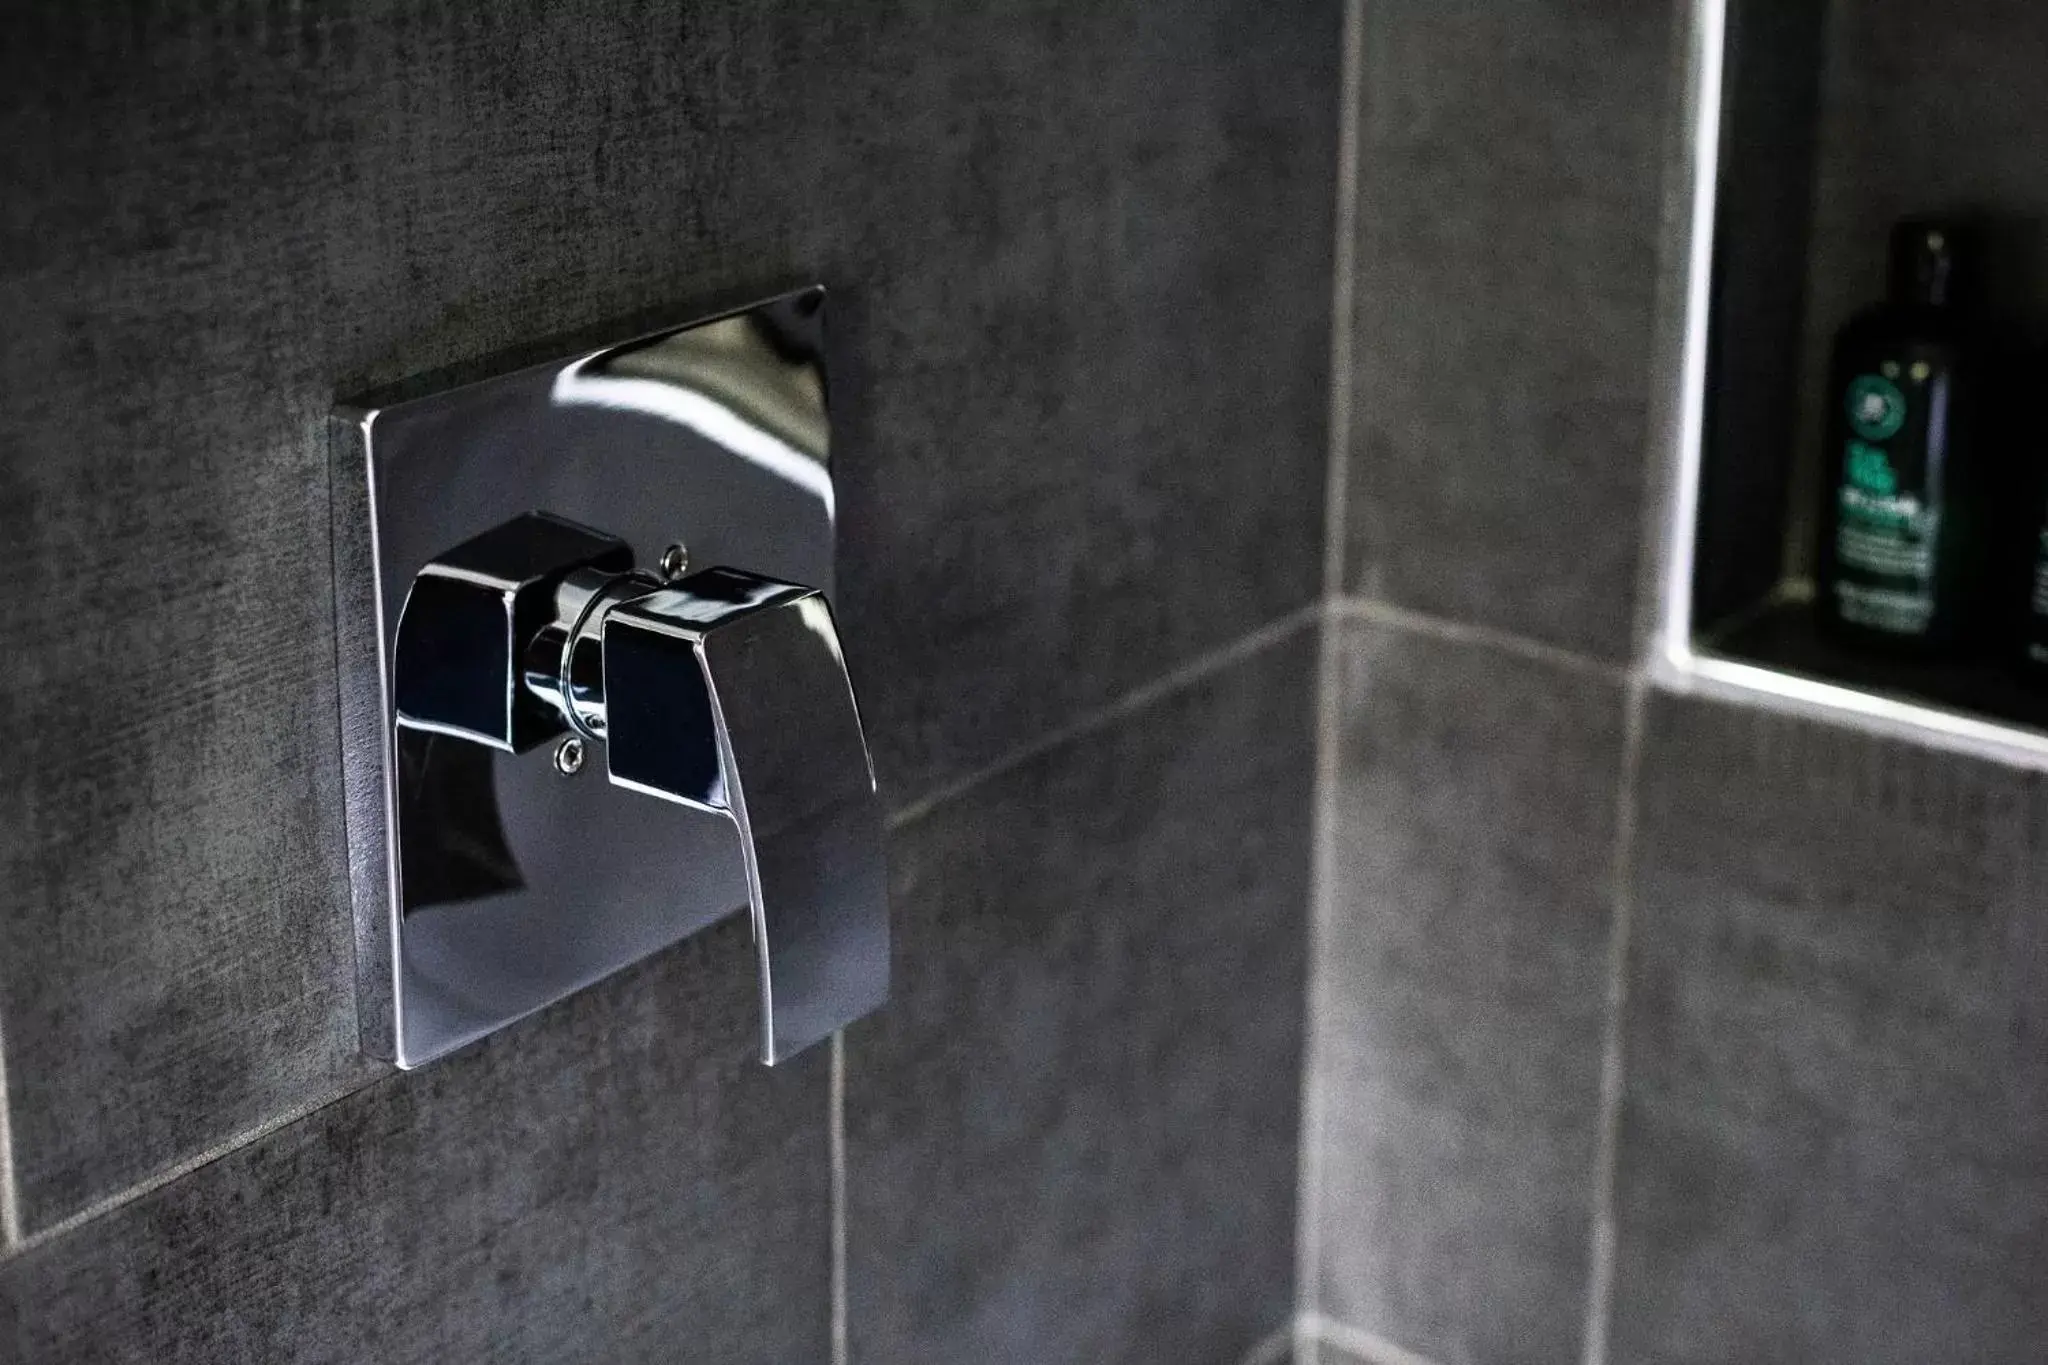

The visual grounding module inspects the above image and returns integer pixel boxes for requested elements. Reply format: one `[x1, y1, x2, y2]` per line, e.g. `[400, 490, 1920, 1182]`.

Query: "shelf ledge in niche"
[1652, 638, 2048, 774]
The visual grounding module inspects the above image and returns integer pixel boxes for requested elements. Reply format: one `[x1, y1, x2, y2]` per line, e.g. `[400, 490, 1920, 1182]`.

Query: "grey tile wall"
[1311, 616, 1627, 1365]
[1308, 1346, 1370, 1365]
[1299, 1339, 1377, 1365]
[35, 4, 2048, 1364]
[1606, 694, 2048, 1365]
[1308, 5, 2048, 1365]
[1340, 0, 1676, 661]
[0, 0, 1339, 1251]
[0, 916, 832, 1364]
[1309, 4, 1686, 1360]
[846, 627, 1317, 1365]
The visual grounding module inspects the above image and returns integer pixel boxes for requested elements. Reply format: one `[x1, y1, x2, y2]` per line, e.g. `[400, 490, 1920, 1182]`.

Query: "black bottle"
[2019, 409, 2048, 674]
[1814, 219, 1989, 654]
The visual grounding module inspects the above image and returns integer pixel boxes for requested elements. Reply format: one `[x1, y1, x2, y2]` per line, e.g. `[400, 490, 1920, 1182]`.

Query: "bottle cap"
[1888, 217, 1975, 308]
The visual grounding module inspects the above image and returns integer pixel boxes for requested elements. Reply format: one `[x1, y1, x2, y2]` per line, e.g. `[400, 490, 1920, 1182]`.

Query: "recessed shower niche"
[1657, 0, 2048, 764]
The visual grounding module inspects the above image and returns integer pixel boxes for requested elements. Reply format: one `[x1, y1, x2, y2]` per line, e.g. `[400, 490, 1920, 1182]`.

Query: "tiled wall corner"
[1339, 0, 1677, 662]
[1311, 6, 2048, 1365]
[1307, 1, 1684, 1359]
[1310, 616, 1628, 1364]
[847, 626, 1318, 1365]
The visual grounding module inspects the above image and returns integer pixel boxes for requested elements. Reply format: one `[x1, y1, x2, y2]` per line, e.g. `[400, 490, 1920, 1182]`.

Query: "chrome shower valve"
[331, 287, 884, 1069]
[390, 511, 886, 1065]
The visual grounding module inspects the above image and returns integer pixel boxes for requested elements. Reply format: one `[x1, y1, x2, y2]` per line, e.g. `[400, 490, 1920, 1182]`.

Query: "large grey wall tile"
[0, 914, 828, 1364]
[1312, 617, 1625, 1364]
[0, 2, 1338, 1228]
[831, 4, 1341, 794]
[1607, 695, 2048, 1365]
[1342, 0, 1675, 660]
[846, 627, 1316, 1365]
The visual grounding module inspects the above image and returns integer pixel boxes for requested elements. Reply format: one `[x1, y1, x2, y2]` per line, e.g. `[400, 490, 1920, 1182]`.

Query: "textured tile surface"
[0, 1, 1339, 1228]
[1312, 617, 1625, 1364]
[1341, 0, 1674, 659]
[0, 915, 830, 1364]
[1607, 695, 2048, 1365]
[1303, 1342, 1376, 1365]
[846, 628, 1316, 1365]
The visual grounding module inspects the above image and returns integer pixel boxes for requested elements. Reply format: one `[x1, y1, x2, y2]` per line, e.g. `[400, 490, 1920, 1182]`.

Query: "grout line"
[0, 1001, 20, 1251]
[1299, 1312, 1445, 1365]
[0, 606, 1315, 1268]
[3, 1075, 372, 1261]
[1333, 595, 1629, 684]
[1319, 0, 1366, 601]
[1296, 596, 1344, 1345]
[829, 1030, 848, 1365]
[884, 602, 1321, 835]
[1237, 1320, 1299, 1365]
[1294, 1313, 1319, 1365]
[1578, 671, 1650, 1365]
[860, 605, 1319, 1353]
[1580, 0, 1724, 1352]
[1299, 0, 1368, 1326]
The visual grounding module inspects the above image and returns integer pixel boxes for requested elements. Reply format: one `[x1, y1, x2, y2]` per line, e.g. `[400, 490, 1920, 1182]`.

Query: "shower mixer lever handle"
[391, 511, 887, 1064]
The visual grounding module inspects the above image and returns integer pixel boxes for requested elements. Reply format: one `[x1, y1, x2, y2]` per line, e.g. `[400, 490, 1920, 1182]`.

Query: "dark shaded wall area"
[1307, 4, 2048, 1364]
[0, 5, 1337, 1361]
[8, 4, 2046, 1365]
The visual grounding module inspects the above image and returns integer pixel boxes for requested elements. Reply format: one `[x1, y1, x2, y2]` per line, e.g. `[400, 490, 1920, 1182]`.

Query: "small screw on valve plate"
[658, 542, 690, 582]
[552, 736, 585, 776]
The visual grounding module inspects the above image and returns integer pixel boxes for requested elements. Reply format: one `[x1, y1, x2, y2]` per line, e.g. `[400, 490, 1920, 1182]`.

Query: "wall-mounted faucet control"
[331, 288, 886, 1068]
[394, 510, 884, 1064]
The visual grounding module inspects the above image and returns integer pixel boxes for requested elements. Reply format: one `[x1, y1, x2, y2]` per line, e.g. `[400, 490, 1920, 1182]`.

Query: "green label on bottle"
[1844, 440, 1897, 494]
[1832, 370, 1935, 636]
[1846, 373, 1907, 441]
